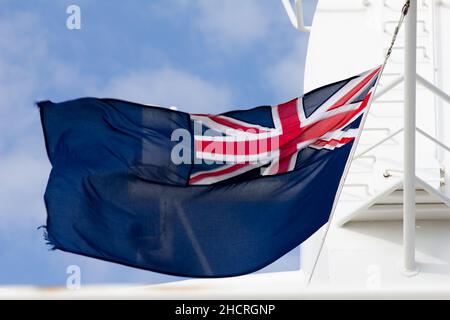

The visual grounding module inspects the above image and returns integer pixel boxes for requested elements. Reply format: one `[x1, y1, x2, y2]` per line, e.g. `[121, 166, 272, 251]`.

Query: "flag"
[38, 67, 380, 277]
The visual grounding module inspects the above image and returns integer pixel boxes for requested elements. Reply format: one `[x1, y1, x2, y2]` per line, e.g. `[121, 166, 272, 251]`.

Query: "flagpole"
[403, 0, 419, 276]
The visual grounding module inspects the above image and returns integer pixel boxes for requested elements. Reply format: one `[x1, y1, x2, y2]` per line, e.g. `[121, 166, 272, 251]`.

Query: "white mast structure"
[403, 0, 418, 276]
[296, 0, 450, 289]
[281, 0, 312, 33]
[284, 0, 450, 280]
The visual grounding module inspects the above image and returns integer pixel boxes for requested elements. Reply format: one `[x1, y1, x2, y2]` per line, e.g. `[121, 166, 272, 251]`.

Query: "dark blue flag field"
[38, 67, 380, 277]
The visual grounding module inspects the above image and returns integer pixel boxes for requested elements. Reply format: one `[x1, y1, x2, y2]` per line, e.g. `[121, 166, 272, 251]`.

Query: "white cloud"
[0, 151, 50, 224]
[194, 0, 273, 50]
[147, 0, 276, 52]
[0, 11, 94, 149]
[97, 68, 233, 114]
[0, 12, 58, 225]
[265, 38, 309, 101]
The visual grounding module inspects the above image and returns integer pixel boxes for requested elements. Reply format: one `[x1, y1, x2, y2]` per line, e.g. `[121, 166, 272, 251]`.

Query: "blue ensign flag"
[39, 67, 380, 277]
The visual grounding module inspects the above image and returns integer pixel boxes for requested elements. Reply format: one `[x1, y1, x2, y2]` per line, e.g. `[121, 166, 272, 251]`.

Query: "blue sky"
[0, 0, 317, 286]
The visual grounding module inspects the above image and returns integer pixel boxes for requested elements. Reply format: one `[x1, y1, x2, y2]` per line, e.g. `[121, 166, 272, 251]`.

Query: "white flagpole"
[403, 0, 419, 276]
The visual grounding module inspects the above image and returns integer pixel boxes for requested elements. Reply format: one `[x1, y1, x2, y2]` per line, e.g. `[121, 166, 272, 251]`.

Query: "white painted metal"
[416, 127, 450, 154]
[403, 0, 418, 275]
[301, 0, 450, 288]
[281, 0, 311, 32]
[3, 279, 450, 299]
[431, 0, 444, 163]
[374, 75, 404, 99]
[5, 278, 450, 299]
[354, 128, 403, 160]
[416, 73, 450, 104]
[347, 203, 450, 222]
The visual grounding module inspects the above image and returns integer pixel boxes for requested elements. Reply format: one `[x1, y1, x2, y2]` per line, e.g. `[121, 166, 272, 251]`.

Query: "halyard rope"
[306, 0, 411, 285]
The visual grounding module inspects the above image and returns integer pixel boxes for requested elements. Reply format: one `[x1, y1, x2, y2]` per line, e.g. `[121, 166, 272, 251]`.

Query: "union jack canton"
[190, 67, 381, 185]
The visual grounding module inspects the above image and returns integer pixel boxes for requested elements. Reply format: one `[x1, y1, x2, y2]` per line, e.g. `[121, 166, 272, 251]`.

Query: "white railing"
[281, 0, 311, 32]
